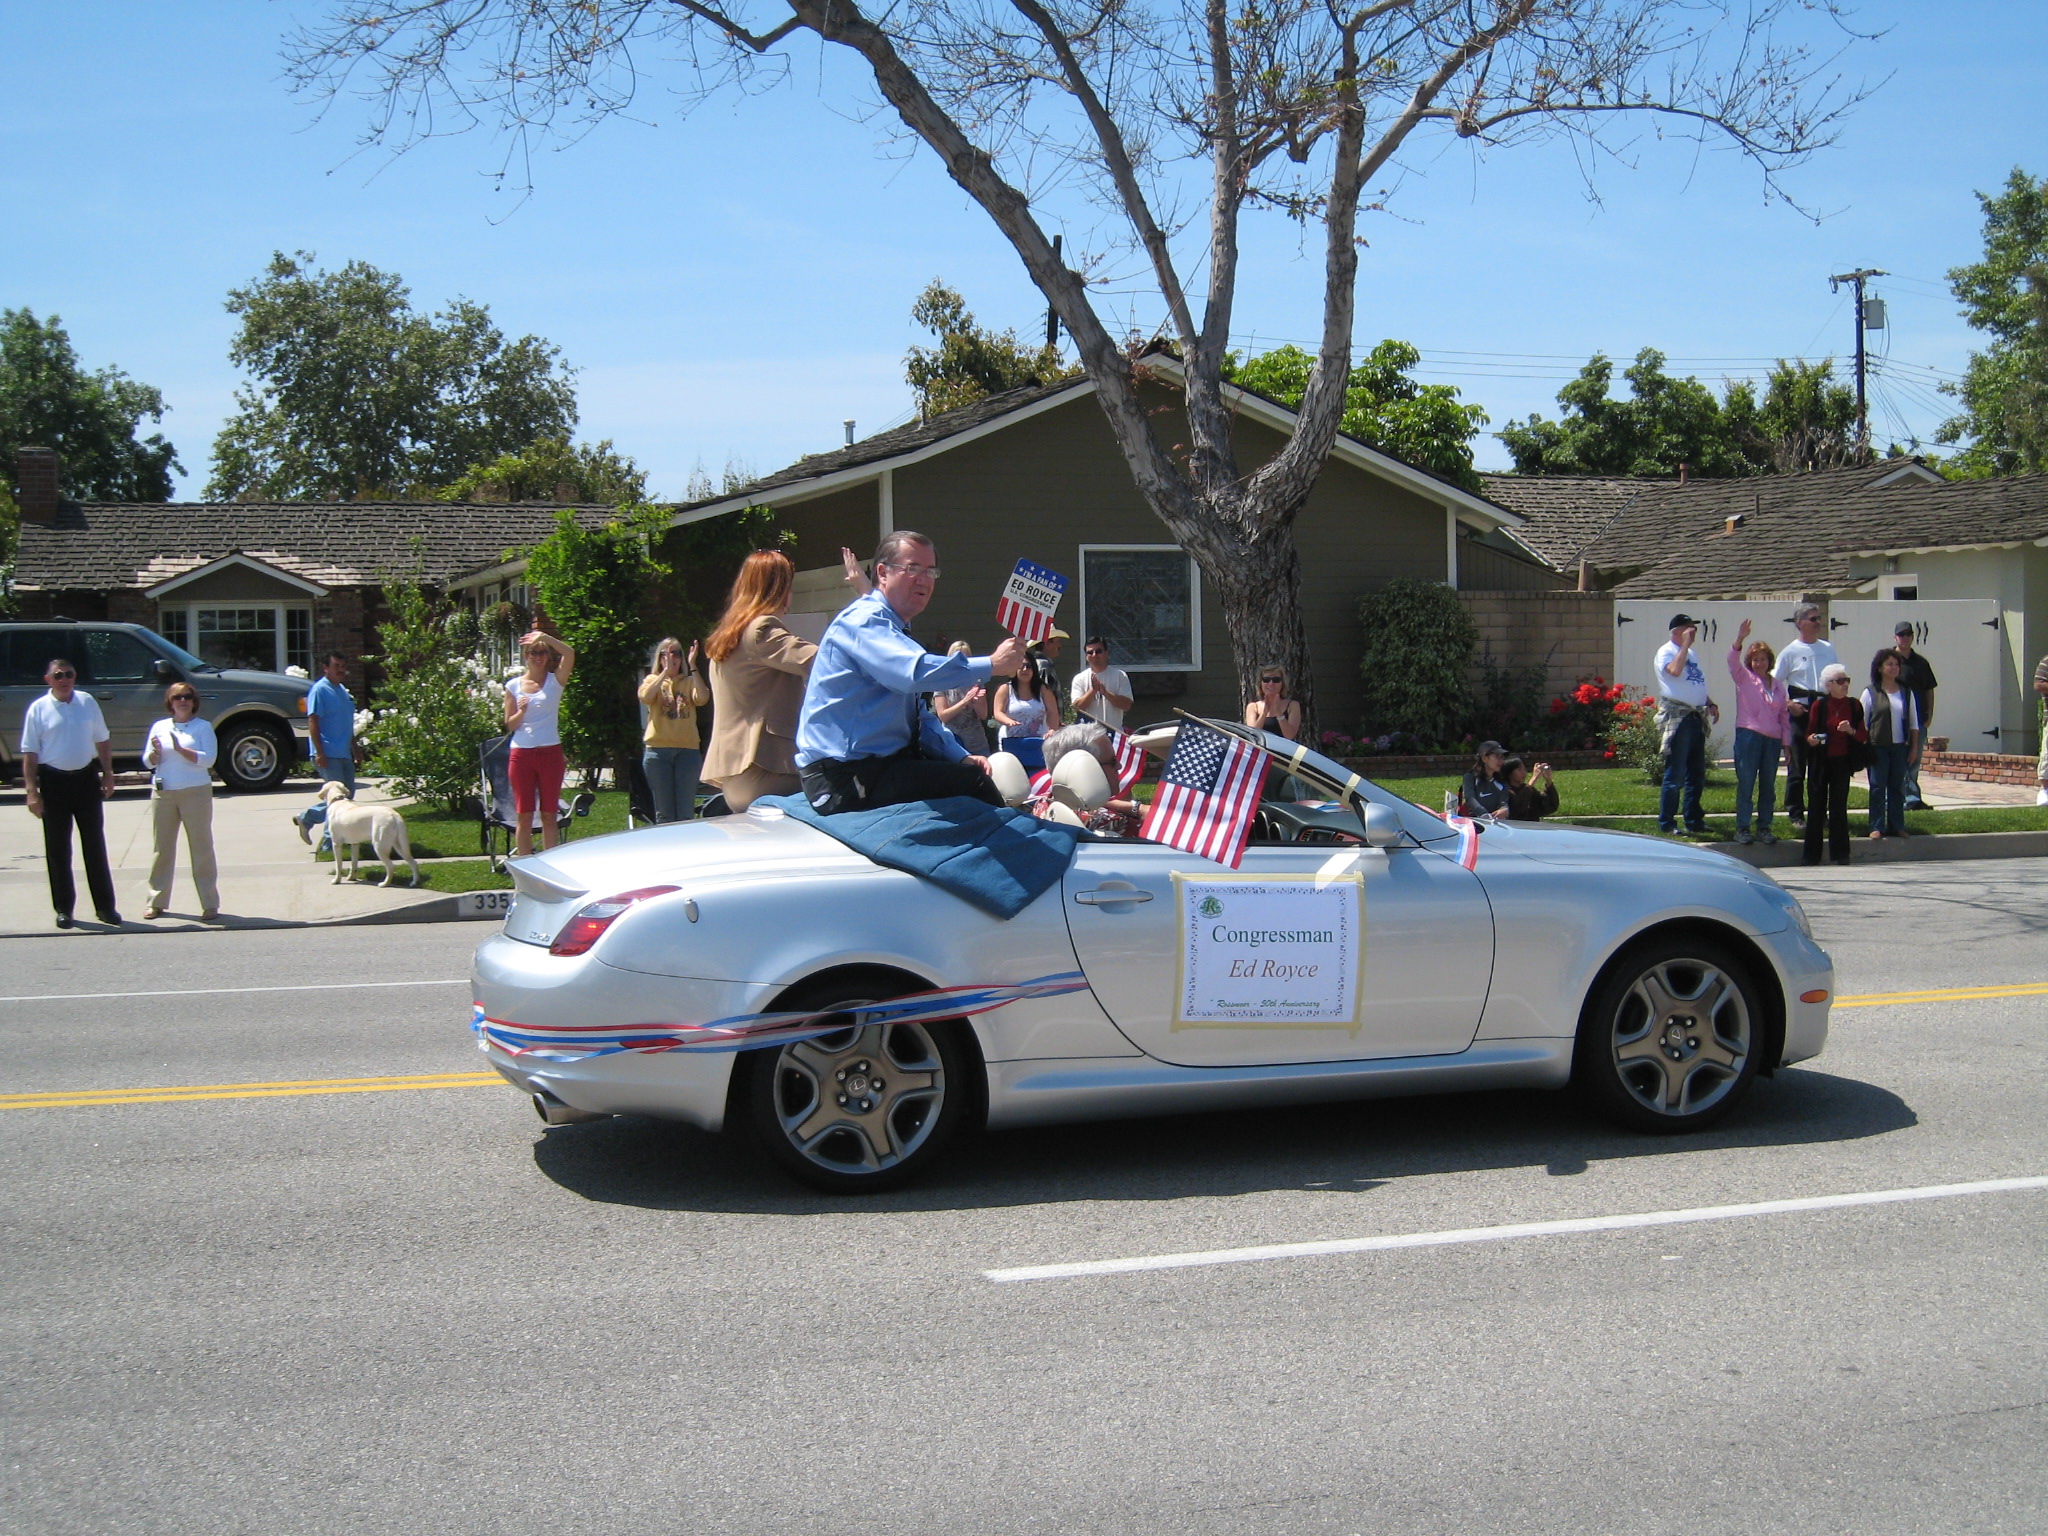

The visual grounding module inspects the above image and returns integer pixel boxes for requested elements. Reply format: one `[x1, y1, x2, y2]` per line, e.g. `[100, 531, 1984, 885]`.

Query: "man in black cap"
[1890, 621, 1939, 810]
[1654, 613, 1718, 836]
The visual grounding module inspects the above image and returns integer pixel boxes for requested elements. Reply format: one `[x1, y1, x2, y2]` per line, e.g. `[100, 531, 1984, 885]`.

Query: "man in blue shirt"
[796, 531, 1027, 814]
[294, 652, 357, 843]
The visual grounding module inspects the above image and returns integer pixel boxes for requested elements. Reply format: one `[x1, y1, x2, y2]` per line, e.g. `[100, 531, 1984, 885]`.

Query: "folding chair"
[475, 732, 594, 870]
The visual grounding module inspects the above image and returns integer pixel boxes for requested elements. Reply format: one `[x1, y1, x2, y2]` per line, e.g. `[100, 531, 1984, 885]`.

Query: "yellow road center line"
[1835, 983, 2048, 1008]
[0, 1072, 502, 1110]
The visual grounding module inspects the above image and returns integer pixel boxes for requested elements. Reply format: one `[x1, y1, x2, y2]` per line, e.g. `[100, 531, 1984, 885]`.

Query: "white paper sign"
[1173, 874, 1362, 1029]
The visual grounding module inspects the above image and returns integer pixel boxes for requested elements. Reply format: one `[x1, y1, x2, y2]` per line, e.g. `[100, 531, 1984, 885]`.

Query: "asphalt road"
[3, 862, 2044, 1534]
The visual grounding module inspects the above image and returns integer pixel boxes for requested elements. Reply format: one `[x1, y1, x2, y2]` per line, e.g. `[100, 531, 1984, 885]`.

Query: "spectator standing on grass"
[1891, 622, 1939, 810]
[141, 682, 220, 921]
[1655, 614, 1719, 837]
[934, 640, 992, 757]
[1070, 636, 1134, 730]
[639, 637, 711, 824]
[1773, 604, 1838, 831]
[21, 656, 119, 928]
[1862, 649, 1921, 840]
[1802, 664, 1866, 867]
[1727, 619, 1793, 846]
[504, 631, 576, 857]
[293, 652, 356, 844]
[1501, 755, 1558, 821]
[1460, 739, 1512, 819]
[2036, 651, 2048, 806]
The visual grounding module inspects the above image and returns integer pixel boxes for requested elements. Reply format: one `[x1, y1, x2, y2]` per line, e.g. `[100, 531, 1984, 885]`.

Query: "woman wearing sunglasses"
[142, 682, 220, 921]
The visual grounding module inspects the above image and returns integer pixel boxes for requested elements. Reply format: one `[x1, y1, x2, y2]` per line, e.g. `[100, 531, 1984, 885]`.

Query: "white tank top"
[507, 673, 562, 748]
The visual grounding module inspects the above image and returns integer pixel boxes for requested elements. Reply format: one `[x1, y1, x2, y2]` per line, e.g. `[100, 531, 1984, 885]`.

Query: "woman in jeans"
[1726, 620, 1793, 845]
[639, 637, 711, 823]
[1862, 648, 1921, 839]
[504, 630, 576, 857]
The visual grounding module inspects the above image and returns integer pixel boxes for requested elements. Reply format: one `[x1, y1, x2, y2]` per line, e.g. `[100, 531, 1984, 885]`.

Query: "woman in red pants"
[504, 630, 577, 857]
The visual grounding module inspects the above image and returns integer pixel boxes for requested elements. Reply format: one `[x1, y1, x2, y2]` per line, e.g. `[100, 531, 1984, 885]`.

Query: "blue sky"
[6, 1, 2045, 498]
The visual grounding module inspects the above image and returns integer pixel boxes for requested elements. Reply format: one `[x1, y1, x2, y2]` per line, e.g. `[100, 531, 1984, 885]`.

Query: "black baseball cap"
[1668, 613, 1700, 631]
[1894, 620, 1915, 636]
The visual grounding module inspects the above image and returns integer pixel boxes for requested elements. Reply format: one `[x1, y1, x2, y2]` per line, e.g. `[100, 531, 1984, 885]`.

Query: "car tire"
[743, 983, 973, 1193]
[1573, 934, 1763, 1133]
[216, 720, 292, 792]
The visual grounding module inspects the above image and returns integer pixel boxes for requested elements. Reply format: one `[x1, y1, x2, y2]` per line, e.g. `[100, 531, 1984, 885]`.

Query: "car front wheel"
[217, 721, 292, 792]
[744, 988, 971, 1193]
[1575, 936, 1762, 1133]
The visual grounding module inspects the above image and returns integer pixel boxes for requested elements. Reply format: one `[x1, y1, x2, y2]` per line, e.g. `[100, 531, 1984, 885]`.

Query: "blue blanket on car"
[767, 795, 1089, 919]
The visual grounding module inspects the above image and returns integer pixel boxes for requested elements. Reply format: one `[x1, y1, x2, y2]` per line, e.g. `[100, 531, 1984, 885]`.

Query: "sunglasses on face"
[170, 695, 197, 706]
[48, 671, 75, 681]
[1085, 648, 1106, 656]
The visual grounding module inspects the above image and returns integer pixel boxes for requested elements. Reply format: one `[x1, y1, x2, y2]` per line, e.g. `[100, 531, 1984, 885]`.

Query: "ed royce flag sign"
[1139, 718, 1263, 868]
[995, 558, 1069, 645]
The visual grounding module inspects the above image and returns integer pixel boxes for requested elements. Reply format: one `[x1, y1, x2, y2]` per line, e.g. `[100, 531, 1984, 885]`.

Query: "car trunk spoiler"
[508, 856, 588, 905]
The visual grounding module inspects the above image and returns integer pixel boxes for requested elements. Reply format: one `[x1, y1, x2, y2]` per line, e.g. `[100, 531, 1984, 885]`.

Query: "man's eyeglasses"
[882, 561, 940, 580]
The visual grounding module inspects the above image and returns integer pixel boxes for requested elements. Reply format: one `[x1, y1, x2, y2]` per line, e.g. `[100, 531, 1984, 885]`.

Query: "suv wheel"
[217, 720, 292, 792]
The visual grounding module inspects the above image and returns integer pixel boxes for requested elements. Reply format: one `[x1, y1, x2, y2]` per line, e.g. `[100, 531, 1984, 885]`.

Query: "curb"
[1703, 829, 2048, 869]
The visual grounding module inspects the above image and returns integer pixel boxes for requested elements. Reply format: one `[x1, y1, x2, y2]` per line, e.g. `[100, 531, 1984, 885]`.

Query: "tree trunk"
[1180, 498, 1317, 744]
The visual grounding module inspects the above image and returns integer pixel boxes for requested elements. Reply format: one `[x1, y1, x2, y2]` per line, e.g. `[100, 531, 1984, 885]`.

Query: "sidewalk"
[0, 777, 459, 938]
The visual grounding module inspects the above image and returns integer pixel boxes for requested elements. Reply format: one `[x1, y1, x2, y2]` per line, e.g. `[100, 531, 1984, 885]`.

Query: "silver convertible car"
[471, 724, 1833, 1191]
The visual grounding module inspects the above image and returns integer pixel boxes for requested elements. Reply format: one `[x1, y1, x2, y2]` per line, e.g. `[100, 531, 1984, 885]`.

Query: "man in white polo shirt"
[21, 654, 120, 928]
[1773, 603, 1839, 831]
[1070, 635, 1135, 731]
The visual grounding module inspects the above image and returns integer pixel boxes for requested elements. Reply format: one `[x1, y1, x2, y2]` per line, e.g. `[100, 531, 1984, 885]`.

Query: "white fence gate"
[1614, 599, 2004, 749]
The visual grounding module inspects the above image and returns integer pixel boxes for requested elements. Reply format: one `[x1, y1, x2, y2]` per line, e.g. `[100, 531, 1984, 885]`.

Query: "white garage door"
[1613, 601, 1814, 703]
[1827, 601, 2003, 750]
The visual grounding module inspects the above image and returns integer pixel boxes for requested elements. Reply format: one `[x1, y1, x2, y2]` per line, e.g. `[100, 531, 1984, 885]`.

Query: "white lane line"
[0, 979, 469, 1004]
[984, 1175, 2048, 1284]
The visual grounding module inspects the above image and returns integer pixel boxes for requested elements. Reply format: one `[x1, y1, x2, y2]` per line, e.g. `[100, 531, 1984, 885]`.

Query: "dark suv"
[1, 621, 312, 791]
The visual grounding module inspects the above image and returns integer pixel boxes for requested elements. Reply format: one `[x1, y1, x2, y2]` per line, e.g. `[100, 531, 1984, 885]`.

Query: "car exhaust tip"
[532, 1090, 611, 1126]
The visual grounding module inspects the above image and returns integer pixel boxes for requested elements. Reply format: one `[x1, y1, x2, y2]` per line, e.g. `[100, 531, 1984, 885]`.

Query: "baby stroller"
[474, 733, 595, 870]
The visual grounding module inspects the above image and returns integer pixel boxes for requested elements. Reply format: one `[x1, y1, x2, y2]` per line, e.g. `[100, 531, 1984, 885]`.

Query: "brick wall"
[1921, 750, 2040, 786]
[1456, 590, 1615, 696]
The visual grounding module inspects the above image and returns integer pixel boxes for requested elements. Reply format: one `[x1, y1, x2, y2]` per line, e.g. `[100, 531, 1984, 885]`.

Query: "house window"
[157, 603, 314, 673]
[1079, 546, 1201, 671]
[1881, 574, 1920, 601]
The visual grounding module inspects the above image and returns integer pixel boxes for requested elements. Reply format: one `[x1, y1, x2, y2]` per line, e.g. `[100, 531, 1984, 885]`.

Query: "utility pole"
[1046, 234, 1062, 351]
[1828, 267, 1886, 459]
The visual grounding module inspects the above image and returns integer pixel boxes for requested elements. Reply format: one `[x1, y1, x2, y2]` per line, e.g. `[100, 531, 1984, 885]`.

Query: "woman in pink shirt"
[1728, 619, 1795, 845]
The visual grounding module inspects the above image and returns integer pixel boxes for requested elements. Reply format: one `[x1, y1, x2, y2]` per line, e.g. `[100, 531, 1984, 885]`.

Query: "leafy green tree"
[1223, 341, 1489, 490]
[1, 308, 181, 503]
[436, 436, 648, 505]
[1356, 577, 1477, 746]
[522, 504, 673, 779]
[905, 281, 1074, 418]
[1739, 359, 1860, 472]
[1498, 350, 1763, 478]
[1939, 168, 2048, 477]
[362, 562, 503, 811]
[207, 251, 577, 501]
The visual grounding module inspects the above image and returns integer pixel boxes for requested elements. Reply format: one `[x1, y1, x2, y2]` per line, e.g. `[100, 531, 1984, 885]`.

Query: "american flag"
[1071, 709, 1149, 792]
[1139, 718, 1263, 868]
[995, 558, 1068, 645]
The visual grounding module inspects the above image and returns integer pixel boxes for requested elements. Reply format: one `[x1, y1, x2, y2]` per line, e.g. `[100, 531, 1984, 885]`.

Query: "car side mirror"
[153, 659, 176, 680]
[1359, 803, 1404, 849]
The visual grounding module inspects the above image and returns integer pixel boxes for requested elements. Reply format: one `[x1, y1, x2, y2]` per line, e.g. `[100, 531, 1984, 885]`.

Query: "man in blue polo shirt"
[796, 531, 1026, 815]
[294, 652, 357, 843]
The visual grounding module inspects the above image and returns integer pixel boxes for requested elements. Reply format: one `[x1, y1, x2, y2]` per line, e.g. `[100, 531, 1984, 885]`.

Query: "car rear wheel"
[1575, 935, 1761, 1133]
[217, 720, 292, 792]
[744, 988, 970, 1193]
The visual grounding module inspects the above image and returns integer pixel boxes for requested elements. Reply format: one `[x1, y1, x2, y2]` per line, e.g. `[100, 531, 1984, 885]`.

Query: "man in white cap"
[1772, 603, 1838, 831]
[1654, 614, 1718, 836]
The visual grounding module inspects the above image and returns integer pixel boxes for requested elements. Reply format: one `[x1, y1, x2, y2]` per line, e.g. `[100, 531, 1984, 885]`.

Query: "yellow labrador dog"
[317, 782, 419, 886]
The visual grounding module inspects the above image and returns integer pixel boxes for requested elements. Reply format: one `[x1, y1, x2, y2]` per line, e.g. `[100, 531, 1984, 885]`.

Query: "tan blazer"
[704, 615, 816, 783]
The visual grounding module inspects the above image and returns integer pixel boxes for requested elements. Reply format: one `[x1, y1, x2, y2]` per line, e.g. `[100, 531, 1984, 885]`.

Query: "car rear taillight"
[548, 886, 680, 957]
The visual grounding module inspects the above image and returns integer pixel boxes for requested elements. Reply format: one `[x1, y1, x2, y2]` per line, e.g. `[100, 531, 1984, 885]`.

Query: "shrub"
[1357, 577, 1476, 745]
[363, 570, 503, 811]
[1603, 688, 1664, 778]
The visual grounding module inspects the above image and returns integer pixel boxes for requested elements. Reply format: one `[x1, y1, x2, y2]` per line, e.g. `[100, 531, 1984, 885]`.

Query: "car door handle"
[1074, 887, 1153, 905]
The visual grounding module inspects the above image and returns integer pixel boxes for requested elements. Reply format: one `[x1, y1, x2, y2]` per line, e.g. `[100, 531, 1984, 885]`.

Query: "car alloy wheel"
[746, 998, 968, 1192]
[218, 722, 288, 792]
[1576, 937, 1760, 1132]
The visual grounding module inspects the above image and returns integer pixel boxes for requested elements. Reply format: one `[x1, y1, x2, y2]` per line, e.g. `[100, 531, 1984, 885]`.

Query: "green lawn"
[331, 856, 512, 891]
[316, 788, 633, 861]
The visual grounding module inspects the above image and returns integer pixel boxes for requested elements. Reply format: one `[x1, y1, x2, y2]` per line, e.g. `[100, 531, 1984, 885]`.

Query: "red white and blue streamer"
[474, 971, 1091, 1063]
[1444, 813, 1482, 871]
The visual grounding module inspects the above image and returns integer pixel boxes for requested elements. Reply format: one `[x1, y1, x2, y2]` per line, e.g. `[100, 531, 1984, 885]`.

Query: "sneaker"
[2037, 788, 2048, 806]
[295, 816, 312, 846]
[1904, 799, 1930, 811]
[1736, 830, 1754, 845]
[1759, 832, 1778, 846]
[1685, 824, 1711, 838]
[1659, 822, 1678, 836]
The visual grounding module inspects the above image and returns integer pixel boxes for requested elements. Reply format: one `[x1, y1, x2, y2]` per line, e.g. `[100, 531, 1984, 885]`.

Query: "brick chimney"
[15, 446, 60, 524]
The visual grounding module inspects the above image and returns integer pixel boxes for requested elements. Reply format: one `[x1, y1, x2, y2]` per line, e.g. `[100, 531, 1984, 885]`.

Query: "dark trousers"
[799, 750, 1002, 817]
[1784, 701, 1812, 819]
[39, 765, 117, 918]
[1658, 710, 1707, 831]
[1803, 753, 1855, 864]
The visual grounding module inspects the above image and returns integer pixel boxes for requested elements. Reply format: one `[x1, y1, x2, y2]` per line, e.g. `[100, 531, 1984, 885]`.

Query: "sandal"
[142, 907, 163, 921]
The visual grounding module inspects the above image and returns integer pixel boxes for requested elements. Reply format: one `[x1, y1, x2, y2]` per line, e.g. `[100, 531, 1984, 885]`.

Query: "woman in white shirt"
[504, 630, 577, 857]
[142, 682, 220, 921]
[1862, 648, 1920, 839]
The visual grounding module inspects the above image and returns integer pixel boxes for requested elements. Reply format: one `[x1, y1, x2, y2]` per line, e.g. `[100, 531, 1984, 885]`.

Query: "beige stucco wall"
[1458, 591, 1616, 697]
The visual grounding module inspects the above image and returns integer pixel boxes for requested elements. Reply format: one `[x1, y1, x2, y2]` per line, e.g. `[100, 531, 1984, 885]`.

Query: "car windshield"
[1183, 717, 1455, 843]
[150, 633, 218, 673]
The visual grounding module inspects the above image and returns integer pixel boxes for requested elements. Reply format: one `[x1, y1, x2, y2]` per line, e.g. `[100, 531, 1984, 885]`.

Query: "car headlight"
[1755, 879, 1813, 940]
